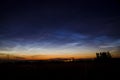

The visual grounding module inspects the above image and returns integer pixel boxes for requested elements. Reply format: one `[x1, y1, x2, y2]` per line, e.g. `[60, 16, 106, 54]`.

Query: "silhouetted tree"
[96, 53, 100, 59]
[96, 51, 112, 61]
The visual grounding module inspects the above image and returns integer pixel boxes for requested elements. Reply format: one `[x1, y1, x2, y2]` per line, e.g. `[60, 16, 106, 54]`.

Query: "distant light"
[64, 59, 73, 62]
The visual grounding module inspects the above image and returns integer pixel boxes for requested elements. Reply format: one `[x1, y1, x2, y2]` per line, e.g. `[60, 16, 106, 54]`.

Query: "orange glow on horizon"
[0, 52, 96, 60]
[0, 52, 119, 60]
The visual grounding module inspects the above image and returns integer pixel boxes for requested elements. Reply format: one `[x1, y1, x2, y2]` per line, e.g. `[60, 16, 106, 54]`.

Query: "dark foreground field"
[0, 59, 120, 80]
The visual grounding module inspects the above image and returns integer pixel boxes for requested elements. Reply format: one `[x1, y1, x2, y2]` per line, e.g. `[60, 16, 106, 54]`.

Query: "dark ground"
[0, 59, 120, 80]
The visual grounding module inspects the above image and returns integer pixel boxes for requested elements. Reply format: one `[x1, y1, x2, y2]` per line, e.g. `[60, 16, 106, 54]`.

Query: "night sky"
[0, 0, 120, 59]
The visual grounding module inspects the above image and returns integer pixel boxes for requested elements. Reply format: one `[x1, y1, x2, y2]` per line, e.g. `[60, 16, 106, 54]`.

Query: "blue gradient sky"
[0, 0, 120, 59]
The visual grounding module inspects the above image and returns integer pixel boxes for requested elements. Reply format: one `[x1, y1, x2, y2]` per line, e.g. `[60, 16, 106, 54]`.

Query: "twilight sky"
[0, 0, 120, 59]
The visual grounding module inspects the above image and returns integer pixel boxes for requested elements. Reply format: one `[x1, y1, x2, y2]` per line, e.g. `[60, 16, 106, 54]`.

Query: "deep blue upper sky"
[0, 0, 120, 58]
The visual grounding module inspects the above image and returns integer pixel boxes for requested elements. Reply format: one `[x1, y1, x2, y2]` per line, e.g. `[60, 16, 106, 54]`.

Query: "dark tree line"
[96, 51, 112, 60]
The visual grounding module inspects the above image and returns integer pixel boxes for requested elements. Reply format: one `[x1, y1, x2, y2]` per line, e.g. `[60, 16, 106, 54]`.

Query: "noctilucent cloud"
[0, 0, 120, 59]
